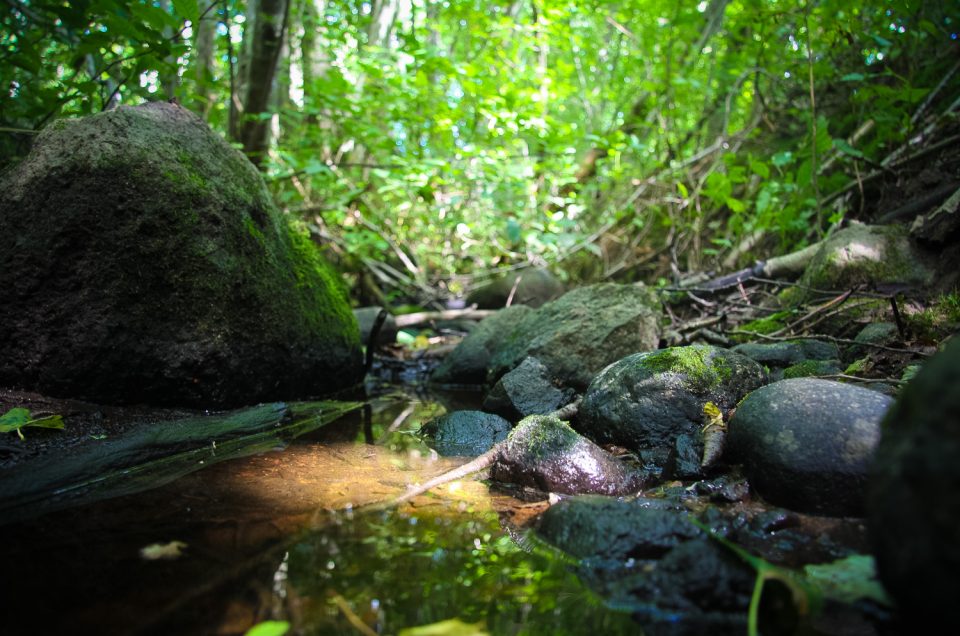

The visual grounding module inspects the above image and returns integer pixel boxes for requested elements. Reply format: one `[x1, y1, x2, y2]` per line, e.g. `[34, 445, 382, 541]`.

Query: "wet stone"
[728, 378, 892, 516]
[491, 415, 644, 496]
[420, 410, 511, 456]
[481, 356, 572, 421]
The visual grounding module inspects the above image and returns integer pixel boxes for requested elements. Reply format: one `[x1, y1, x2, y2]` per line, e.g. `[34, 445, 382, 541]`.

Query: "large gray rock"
[491, 415, 644, 495]
[868, 338, 960, 619]
[487, 283, 662, 389]
[466, 267, 564, 309]
[578, 345, 765, 460]
[0, 102, 362, 407]
[728, 378, 892, 516]
[430, 305, 533, 385]
[481, 356, 572, 421]
[796, 223, 934, 296]
[420, 410, 511, 457]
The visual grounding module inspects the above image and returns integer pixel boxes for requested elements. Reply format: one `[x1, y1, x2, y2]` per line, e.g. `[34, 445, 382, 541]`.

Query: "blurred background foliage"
[2, 0, 958, 302]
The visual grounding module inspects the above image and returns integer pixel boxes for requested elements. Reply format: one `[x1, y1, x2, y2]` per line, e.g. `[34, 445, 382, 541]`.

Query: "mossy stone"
[486, 283, 662, 390]
[579, 345, 766, 458]
[0, 102, 362, 407]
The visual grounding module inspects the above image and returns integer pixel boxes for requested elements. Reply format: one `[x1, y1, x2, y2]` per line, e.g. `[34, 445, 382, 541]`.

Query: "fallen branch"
[726, 329, 932, 357]
[394, 307, 496, 328]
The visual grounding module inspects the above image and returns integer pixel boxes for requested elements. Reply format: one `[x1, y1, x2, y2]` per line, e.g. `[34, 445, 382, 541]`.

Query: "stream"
[1, 385, 638, 635]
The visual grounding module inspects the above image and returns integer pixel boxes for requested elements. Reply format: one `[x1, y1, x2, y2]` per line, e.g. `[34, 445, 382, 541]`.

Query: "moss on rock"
[0, 102, 362, 407]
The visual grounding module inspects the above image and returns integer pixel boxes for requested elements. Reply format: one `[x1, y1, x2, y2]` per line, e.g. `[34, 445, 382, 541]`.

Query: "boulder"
[796, 223, 934, 295]
[868, 338, 960, 619]
[481, 356, 573, 421]
[420, 410, 511, 456]
[578, 345, 765, 463]
[728, 378, 892, 516]
[466, 268, 564, 309]
[487, 283, 662, 389]
[491, 415, 644, 495]
[430, 305, 533, 385]
[0, 102, 362, 407]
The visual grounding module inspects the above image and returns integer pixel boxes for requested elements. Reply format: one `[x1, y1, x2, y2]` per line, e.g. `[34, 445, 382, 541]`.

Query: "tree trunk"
[234, 0, 291, 168]
[191, 0, 219, 119]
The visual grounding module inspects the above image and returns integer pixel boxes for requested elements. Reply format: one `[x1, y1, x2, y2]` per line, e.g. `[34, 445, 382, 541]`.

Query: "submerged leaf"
[803, 554, 891, 606]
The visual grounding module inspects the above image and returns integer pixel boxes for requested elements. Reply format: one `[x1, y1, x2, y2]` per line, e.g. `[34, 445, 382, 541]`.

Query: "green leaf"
[172, 0, 200, 25]
[840, 73, 865, 82]
[244, 621, 290, 636]
[0, 408, 65, 439]
[0, 408, 30, 433]
[803, 554, 891, 606]
[833, 138, 865, 159]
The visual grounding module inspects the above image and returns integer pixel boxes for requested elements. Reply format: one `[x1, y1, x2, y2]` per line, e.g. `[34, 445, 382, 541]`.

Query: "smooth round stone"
[728, 378, 892, 516]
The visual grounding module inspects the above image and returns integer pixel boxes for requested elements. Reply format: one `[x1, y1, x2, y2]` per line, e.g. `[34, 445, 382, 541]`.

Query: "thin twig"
[726, 330, 932, 357]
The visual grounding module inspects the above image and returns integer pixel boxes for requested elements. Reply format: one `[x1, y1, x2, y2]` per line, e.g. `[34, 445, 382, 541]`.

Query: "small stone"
[482, 356, 571, 421]
[728, 378, 892, 516]
[491, 415, 644, 495]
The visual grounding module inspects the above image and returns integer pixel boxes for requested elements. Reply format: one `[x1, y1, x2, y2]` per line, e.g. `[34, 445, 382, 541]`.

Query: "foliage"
[244, 621, 291, 636]
[0, 407, 64, 440]
[2, 0, 958, 297]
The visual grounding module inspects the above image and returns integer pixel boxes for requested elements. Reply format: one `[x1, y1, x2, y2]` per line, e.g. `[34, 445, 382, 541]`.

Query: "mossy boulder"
[0, 102, 362, 407]
[491, 415, 645, 495]
[578, 345, 766, 463]
[430, 305, 533, 385]
[794, 224, 934, 298]
[487, 283, 662, 389]
[466, 267, 564, 309]
[868, 338, 960, 620]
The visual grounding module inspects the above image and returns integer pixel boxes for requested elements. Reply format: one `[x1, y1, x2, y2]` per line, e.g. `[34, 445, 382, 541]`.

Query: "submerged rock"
[0, 102, 362, 407]
[481, 356, 573, 421]
[466, 268, 564, 309]
[430, 305, 533, 385]
[537, 496, 753, 635]
[728, 378, 891, 516]
[420, 410, 511, 457]
[868, 338, 960, 620]
[578, 345, 765, 464]
[536, 496, 702, 562]
[491, 415, 644, 495]
[487, 283, 662, 389]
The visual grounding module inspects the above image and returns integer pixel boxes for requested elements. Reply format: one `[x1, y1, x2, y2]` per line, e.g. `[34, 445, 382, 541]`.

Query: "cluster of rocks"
[419, 277, 957, 629]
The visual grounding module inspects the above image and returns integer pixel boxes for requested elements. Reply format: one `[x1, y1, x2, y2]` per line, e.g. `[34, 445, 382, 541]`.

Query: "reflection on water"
[285, 508, 637, 635]
[0, 390, 640, 635]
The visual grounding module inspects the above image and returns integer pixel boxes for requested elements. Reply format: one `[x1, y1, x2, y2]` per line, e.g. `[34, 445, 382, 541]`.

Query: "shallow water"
[0, 391, 638, 635]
